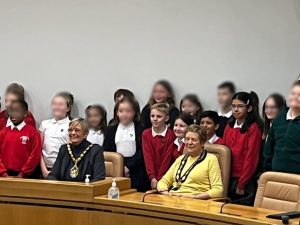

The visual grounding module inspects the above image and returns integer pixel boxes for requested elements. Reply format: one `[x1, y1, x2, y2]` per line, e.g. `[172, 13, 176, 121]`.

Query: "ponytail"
[229, 91, 263, 133]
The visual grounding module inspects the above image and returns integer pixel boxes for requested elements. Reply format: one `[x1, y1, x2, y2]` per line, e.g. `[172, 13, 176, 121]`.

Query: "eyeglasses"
[231, 104, 247, 110]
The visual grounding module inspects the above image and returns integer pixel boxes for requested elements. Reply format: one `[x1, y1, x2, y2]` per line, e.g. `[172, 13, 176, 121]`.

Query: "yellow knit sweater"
[157, 153, 223, 198]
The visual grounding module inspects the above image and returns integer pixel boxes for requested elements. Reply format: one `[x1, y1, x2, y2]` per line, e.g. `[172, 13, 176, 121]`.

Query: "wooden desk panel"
[0, 204, 92, 225]
[0, 177, 130, 203]
[94, 193, 299, 225]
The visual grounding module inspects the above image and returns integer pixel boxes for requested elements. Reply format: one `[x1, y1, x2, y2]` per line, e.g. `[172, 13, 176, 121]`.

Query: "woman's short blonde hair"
[184, 124, 207, 144]
[69, 118, 89, 135]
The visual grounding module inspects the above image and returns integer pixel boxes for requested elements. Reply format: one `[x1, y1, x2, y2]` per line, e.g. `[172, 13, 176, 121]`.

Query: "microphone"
[219, 195, 253, 214]
[142, 190, 159, 202]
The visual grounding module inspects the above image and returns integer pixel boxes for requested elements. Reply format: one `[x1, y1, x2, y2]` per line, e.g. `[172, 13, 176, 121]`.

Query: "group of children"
[0, 77, 299, 205]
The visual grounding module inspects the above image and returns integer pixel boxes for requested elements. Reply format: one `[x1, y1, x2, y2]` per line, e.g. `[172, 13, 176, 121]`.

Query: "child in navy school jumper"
[142, 103, 177, 189]
[103, 97, 149, 192]
[0, 100, 41, 178]
[141, 80, 179, 129]
[172, 113, 194, 159]
[216, 81, 236, 137]
[199, 110, 220, 144]
[0, 83, 36, 130]
[180, 94, 204, 124]
[85, 104, 107, 146]
[216, 92, 263, 206]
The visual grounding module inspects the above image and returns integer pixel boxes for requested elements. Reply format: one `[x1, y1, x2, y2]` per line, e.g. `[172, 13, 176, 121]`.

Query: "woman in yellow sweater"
[157, 124, 223, 199]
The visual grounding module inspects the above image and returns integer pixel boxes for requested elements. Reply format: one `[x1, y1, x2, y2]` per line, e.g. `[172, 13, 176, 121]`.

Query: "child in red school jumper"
[142, 103, 177, 189]
[0, 83, 36, 130]
[141, 80, 179, 129]
[0, 100, 41, 178]
[199, 110, 220, 144]
[216, 92, 263, 205]
[172, 113, 194, 159]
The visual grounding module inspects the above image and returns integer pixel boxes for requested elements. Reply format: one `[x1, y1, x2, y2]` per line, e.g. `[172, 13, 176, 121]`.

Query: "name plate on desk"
[0, 177, 130, 203]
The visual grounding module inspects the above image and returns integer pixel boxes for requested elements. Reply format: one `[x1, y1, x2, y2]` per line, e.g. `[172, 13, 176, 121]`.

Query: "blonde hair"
[184, 124, 207, 144]
[69, 118, 89, 135]
[150, 103, 170, 115]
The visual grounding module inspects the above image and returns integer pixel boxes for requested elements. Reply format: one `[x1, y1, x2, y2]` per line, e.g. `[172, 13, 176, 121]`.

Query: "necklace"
[67, 144, 93, 178]
[172, 150, 207, 191]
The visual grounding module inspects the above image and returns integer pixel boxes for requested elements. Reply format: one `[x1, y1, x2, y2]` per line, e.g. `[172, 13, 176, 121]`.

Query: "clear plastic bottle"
[107, 178, 120, 199]
[85, 175, 90, 184]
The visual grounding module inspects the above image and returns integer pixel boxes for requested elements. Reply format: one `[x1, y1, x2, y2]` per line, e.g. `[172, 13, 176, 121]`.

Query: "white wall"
[0, 0, 300, 124]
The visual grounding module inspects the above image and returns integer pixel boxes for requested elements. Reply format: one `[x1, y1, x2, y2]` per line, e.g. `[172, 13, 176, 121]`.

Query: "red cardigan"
[0, 123, 42, 177]
[172, 142, 185, 160]
[216, 123, 262, 189]
[0, 110, 36, 130]
[142, 128, 176, 181]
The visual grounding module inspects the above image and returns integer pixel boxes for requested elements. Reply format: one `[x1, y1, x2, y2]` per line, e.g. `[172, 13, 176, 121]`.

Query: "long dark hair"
[111, 96, 141, 126]
[179, 94, 204, 121]
[85, 104, 108, 133]
[228, 91, 263, 133]
[262, 93, 286, 137]
[147, 80, 176, 108]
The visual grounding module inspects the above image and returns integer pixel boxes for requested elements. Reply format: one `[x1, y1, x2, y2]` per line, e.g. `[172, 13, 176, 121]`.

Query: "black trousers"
[7, 165, 41, 179]
[228, 177, 257, 206]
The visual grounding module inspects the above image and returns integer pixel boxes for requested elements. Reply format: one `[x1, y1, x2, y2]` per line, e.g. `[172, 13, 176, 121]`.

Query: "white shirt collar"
[174, 137, 184, 148]
[208, 134, 219, 144]
[152, 125, 168, 137]
[234, 120, 244, 128]
[6, 117, 13, 128]
[118, 122, 134, 130]
[218, 110, 232, 118]
[89, 128, 102, 135]
[51, 117, 70, 125]
[9, 121, 26, 131]
[286, 108, 293, 120]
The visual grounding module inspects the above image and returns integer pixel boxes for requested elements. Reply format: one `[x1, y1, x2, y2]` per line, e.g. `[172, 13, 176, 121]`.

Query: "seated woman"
[157, 124, 223, 199]
[47, 118, 105, 182]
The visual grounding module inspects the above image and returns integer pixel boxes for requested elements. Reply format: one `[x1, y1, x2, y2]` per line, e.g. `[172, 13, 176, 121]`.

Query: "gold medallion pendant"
[67, 143, 93, 179]
[70, 164, 79, 178]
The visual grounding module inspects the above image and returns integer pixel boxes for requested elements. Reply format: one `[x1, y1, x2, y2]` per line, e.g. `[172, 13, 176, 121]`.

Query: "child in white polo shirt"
[85, 104, 107, 146]
[39, 92, 74, 177]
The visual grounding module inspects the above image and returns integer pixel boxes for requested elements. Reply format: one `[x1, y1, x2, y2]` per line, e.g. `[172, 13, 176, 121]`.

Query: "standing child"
[264, 81, 300, 174]
[142, 103, 177, 189]
[85, 104, 107, 146]
[262, 93, 286, 140]
[254, 93, 286, 179]
[199, 110, 220, 144]
[39, 92, 74, 177]
[141, 80, 179, 129]
[216, 92, 263, 205]
[0, 83, 36, 130]
[103, 97, 149, 192]
[216, 81, 236, 137]
[109, 89, 135, 125]
[180, 94, 203, 124]
[0, 100, 41, 178]
[173, 113, 194, 159]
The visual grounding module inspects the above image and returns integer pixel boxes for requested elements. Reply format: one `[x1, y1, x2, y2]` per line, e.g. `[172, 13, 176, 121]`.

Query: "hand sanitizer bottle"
[108, 178, 119, 199]
[85, 175, 90, 184]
